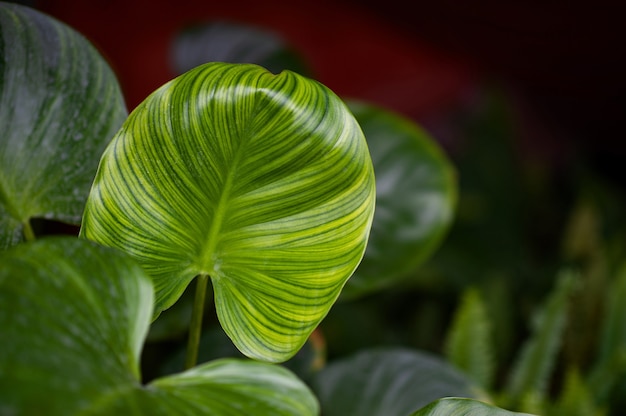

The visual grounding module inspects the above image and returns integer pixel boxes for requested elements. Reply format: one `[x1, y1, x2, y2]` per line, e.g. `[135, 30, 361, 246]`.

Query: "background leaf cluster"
[3, 2, 626, 415]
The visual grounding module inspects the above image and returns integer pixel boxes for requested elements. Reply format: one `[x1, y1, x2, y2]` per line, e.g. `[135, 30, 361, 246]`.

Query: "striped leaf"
[0, 237, 319, 415]
[80, 62, 376, 362]
[0, 3, 127, 248]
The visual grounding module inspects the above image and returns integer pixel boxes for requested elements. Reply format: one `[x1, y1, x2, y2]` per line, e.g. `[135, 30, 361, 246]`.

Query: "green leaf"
[309, 347, 485, 416]
[0, 237, 153, 414]
[170, 21, 311, 76]
[80, 62, 376, 362]
[444, 287, 495, 389]
[549, 368, 606, 416]
[341, 101, 457, 299]
[0, 3, 127, 248]
[0, 237, 319, 415]
[588, 263, 626, 403]
[411, 397, 536, 416]
[503, 270, 577, 409]
[87, 359, 319, 415]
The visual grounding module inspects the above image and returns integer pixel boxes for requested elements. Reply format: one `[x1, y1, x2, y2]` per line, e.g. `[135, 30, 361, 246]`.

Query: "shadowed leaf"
[0, 3, 127, 248]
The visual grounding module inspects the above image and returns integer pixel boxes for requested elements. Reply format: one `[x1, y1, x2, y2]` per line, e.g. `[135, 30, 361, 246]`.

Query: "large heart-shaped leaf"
[341, 101, 457, 299]
[80, 62, 376, 362]
[411, 397, 536, 416]
[0, 237, 319, 415]
[0, 3, 127, 249]
[309, 347, 485, 416]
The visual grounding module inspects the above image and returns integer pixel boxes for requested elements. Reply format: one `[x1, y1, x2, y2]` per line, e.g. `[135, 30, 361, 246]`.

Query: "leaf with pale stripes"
[80, 62, 376, 362]
[0, 3, 127, 248]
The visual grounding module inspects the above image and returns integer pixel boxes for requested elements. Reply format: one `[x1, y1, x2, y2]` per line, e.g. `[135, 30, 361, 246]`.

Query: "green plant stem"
[22, 220, 35, 241]
[185, 274, 209, 370]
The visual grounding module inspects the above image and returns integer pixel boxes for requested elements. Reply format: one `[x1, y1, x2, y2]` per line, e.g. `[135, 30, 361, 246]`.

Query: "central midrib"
[198, 148, 243, 276]
[196, 85, 267, 276]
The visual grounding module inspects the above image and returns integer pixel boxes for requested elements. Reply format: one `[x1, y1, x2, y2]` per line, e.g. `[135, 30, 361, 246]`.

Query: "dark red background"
[32, 0, 626, 171]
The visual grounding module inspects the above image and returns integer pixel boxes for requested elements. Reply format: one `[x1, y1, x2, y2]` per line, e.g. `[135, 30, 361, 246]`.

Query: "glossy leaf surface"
[0, 237, 319, 415]
[81, 62, 376, 362]
[87, 359, 319, 415]
[0, 237, 153, 414]
[0, 3, 127, 249]
[411, 398, 535, 416]
[310, 347, 483, 416]
[342, 101, 456, 299]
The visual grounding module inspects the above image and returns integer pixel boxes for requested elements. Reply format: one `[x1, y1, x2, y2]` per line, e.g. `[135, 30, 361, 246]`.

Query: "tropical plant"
[6, 1, 626, 415]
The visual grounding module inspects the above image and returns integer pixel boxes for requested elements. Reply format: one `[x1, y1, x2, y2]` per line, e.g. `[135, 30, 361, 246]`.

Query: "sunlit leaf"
[411, 397, 536, 416]
[341, 101, 457, 299]
[310, 347, 485, 416]
[88, 359, 319, 415]
[0, 237, 319, 415]
[80, 62, 376, 362]
[0, 3, 127, 248]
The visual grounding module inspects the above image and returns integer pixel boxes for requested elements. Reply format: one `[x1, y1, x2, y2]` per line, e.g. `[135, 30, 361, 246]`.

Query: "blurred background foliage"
[14, 0, 626, 413]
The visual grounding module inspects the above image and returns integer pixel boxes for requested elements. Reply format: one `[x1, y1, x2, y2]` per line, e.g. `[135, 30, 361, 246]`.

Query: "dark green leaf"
[0, 237, 152, 414]
[411, 397, 536, 416]
[310, 347, 484, 416]
[341, 101, 457, 299]
[0, 237, 319, 415]
[0, 3, 127, 248]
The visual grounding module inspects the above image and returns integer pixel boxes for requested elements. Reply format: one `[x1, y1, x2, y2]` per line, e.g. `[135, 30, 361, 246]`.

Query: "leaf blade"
[310, 347, 484, 416]
[503, 270, 576, 409]
[411, 397, 536, 416]
[444, 287, 495, 389]
[0, 3, 127, 247]
[0, 237, 153, 415]
[342, 101, 457, 299]
[81, 62, 376, 362]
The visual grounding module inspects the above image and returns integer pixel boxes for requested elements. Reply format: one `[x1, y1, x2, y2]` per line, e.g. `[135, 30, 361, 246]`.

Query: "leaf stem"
[185, 274, 209, 370]
[22, 220, 35, 241]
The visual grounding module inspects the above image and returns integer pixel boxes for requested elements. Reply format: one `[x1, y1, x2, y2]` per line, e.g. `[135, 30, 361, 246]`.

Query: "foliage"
[0, 1, 126, 248]
[2, 2, 626, 415]
[0, 237, 318, 415]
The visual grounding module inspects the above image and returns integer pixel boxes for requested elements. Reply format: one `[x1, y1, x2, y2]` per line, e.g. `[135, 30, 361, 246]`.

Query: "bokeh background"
[13, 0, 626, 412]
